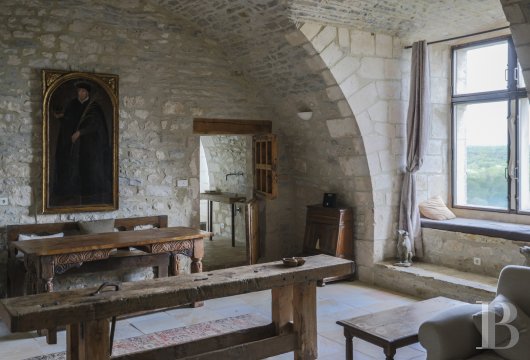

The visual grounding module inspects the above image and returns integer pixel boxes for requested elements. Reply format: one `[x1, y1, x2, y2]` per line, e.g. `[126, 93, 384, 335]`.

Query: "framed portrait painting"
[42, 70, 119, 213]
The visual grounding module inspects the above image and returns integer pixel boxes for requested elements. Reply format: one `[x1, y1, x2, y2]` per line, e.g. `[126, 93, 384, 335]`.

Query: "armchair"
[418, 265, 530, 360]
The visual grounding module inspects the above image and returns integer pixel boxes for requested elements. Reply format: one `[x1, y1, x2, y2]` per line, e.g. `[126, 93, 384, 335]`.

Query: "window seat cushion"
[421, 217, 530, 242]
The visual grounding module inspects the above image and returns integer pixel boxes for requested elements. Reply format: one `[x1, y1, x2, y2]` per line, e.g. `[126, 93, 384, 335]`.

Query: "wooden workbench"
[0, 254, 354, 360]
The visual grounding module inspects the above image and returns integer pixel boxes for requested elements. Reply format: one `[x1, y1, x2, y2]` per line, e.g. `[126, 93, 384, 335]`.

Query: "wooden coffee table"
[336, 296, 465, 360]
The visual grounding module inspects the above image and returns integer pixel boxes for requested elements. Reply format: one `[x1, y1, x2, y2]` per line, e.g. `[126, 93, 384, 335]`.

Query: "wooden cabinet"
[303, 205, 354, 284]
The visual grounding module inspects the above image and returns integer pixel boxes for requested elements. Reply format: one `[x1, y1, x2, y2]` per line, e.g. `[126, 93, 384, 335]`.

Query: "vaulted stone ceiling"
[147, 0, 509, 102]
[289, 0, 508, 43]
[153, 0, 508, 45]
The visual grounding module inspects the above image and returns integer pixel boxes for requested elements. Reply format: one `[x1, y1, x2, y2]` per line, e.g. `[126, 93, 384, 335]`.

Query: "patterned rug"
[25, 313, 269, 360]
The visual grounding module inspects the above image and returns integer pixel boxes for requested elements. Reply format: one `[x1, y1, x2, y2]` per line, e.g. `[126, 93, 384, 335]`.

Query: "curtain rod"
[403, 26, 510, 49]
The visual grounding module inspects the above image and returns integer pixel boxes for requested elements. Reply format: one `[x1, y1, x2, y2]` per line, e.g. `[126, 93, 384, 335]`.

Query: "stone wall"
[422, 228, 527, 277]
[0, 0, 272, 295]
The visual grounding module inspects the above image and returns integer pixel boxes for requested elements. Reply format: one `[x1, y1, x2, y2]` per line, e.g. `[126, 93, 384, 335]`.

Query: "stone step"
[373, 261, 497, 303]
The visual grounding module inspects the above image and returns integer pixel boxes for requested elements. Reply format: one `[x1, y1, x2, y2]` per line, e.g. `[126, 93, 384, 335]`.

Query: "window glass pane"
[517, 62, 526, 89]
[519, 98, 530, 211]
[454, 41, 508, 95]
[454, 101, 509, 209]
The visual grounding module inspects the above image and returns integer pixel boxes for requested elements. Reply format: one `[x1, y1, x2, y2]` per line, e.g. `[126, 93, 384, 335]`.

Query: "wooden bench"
[0, 254, 354, 360]
[6, 215, 171, 298]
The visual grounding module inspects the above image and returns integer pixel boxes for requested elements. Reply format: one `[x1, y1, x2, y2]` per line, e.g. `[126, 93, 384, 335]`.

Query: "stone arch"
[299, 23, 407, 268]
[153, 1, 378, 277]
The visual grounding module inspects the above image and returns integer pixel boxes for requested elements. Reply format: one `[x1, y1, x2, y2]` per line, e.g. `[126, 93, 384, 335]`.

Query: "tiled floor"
[0, 281, 426, 360]
[202, 235, 247, 271]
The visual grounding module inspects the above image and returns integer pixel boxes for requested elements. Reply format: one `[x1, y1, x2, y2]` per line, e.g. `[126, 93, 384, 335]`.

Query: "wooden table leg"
[73, 319, 110, 360]
[67, 323, 80, 360]
[36, 256, 58, 345]
[293, 280, 317, 360]
[191, 239, 204, 274]
[208, 200, 213, 240]
[272, 285, 293, 335]
[156, 260, 169, 278]
[344, 332, 353, 360]
[190, 239, 204, 308]
[231, 203, 236, 247]
[384, 345, 396, 360]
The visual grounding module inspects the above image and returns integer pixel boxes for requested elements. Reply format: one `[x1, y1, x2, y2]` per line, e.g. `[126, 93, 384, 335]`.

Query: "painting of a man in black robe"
[43, 70, 118, 212]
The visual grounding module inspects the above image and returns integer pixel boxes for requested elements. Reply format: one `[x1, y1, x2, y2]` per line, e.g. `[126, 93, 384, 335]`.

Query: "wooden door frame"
[193, 118, 272, 135]
[193, 118, 272, 265]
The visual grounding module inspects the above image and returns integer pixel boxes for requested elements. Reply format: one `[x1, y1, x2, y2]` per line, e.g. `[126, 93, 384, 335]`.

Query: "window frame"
[451, 35, 528, 213]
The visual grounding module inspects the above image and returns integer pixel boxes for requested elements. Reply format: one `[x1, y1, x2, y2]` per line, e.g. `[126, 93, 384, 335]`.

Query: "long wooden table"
[13, 227, 209, 294]
[12, 226, 209, 344]
[0, 254, 354, 360]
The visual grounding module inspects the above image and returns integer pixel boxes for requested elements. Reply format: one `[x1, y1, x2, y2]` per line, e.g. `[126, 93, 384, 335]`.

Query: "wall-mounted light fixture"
[296, 111, 313, 120]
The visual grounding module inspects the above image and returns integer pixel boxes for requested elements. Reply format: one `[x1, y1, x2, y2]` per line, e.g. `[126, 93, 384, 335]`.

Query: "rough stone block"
[350, 30, 375, 56]
[348, 83, 379, 114]
[338, 27, 350, 48]
[320, 69, 337, 86]
[374, 123, 395, 138]
[340, 73, 370, 99]
[373, 173, 393, 191]
[305, 55, 326, 71]
[384, 59, 401, 79]
[368, 101, 388, 123]
[355, 110, 374, 135]
[375, 33, 393, 58]
[388, 100, 406, 124]
[336, 99, 353, 117]
[339, 156, 369, 176]
[325, 85, 344, 101]
[331, 56, 360, 83]
[326, 118, 356, 138]
[321, 42, 344, 67]
[378, 150, 394, 172]
[392, 138, 406, 156]
[376, 80, 401, 100]
[312, 25, 336, 53]
[363, 134, 390, 153]
[300, 22, 322, 41]
[359, 57, 385, 79]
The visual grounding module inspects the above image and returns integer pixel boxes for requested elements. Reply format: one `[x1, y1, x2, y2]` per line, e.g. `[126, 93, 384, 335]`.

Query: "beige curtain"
[398, 40, 431, 257]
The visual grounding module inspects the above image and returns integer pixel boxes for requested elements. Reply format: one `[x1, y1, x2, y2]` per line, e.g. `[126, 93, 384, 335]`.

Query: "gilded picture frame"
[42, 69, 119, 213]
